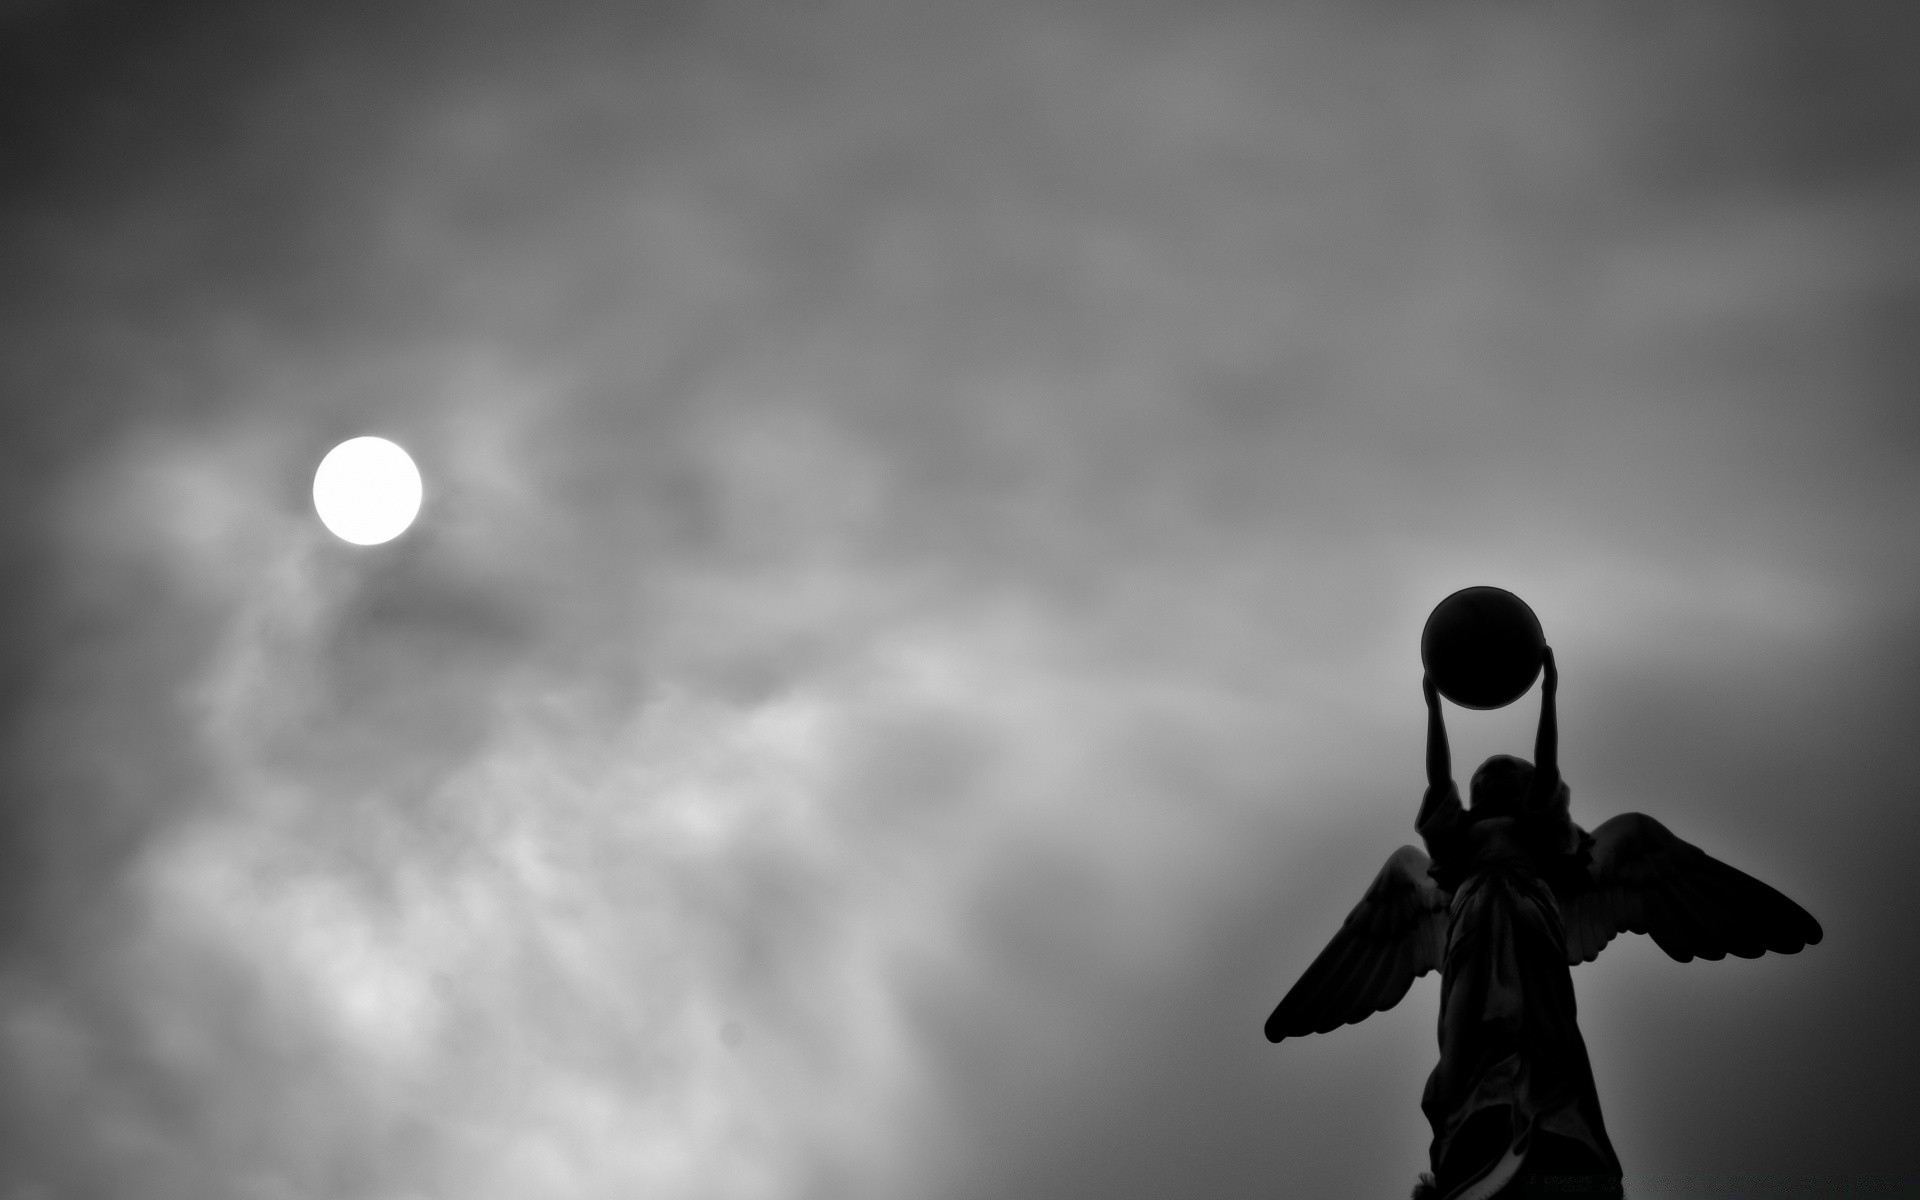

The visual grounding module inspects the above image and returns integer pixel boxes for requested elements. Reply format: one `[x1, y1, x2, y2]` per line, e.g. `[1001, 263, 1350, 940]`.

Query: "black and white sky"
[3, 2, 1917, 1197]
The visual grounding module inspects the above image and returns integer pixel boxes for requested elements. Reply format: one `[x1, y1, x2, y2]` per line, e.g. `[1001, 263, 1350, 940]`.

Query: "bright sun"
[313, 436, 423, 545]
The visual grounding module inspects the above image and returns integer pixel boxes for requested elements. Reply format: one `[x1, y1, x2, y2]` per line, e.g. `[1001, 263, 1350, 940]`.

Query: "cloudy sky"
[2, 2, 1917, 1197]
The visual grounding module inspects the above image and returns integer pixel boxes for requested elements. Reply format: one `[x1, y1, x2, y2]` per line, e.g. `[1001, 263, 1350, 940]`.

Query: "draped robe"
[1415, 781, 1623, 1200]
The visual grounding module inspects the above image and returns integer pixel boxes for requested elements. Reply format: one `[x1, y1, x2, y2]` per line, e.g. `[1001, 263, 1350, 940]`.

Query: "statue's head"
[1469, 754, 1533, 815]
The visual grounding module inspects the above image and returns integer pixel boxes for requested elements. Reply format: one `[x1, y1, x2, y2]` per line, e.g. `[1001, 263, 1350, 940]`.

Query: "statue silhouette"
[1265, 647, 1822, 1200]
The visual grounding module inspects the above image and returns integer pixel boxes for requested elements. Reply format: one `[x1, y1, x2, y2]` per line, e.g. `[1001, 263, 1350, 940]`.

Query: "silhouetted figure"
[1265, 648, 1822, 1200]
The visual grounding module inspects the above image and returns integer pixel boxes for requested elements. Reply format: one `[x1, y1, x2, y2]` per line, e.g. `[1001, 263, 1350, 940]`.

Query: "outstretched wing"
[1560, 812, 1823, 965]
[1265, 845, 1451, 1042]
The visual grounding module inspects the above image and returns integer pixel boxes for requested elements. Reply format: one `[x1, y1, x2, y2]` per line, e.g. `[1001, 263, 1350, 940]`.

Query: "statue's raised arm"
[1524, 646, 1558, 812]
[1416, 671, 1453, 832]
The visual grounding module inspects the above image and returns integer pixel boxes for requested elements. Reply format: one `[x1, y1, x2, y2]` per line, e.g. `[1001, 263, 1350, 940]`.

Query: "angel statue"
[1265, 645, 1823, 1200]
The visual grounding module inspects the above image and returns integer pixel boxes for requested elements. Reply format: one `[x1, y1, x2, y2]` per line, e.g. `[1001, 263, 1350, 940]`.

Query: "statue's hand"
[1541, 646, 1558, 696]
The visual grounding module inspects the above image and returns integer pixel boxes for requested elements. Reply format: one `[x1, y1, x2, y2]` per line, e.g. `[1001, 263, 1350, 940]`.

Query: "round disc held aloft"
[1420, 586, 1546, 710]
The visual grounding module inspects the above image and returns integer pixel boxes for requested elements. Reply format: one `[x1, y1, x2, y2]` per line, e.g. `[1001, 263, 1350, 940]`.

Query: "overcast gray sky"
[2, 2, 1917, 1197]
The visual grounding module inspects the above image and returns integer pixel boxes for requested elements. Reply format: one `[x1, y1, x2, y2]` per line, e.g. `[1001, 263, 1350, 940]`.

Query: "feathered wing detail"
[1558, 812, 1823, 965]
[1265, 845, 1451, 1042]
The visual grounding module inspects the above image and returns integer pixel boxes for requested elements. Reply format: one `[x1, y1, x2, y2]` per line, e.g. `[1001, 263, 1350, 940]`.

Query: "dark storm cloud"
[2, 2, 1917, 1198]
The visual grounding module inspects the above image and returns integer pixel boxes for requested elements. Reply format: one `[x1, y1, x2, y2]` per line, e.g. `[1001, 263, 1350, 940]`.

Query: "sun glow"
[313, 436, 423, 545]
